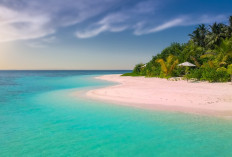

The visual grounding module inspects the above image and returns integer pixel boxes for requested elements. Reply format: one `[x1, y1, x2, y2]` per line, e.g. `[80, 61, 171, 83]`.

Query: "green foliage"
[181, 41, 205, 63]
[124, 16, 232, 82]
[121, 73, 141, 76]
[156, 55, 179, 77]
[227, 64, 232, 83]
[205, 23, 227, 49]
[189, 24, 208, 47]
[216, 67, 230, 82]
[173, 66, 185, 77]
[213, 38, 232, 66]
[157, 43, 185, 60]
[133, 63, 145, 74]
[186, 68, 203, 80]
[198, 67, 229, 82]
[228, 64, 232, 75]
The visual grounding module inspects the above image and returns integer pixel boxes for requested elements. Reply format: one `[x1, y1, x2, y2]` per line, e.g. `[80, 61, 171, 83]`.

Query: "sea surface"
[0, 70, 232, 157]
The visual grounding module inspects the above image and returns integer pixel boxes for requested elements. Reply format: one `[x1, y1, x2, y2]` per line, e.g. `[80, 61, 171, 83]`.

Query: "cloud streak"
[0, 0, 230, 41]
[134, 18, 184, 35]
[75, 0, 229, 38]
[76, 12, 129, 38]
[0, 5, 54, 42]
[76, 0, 158, 38]
[0, 0, 121, 42]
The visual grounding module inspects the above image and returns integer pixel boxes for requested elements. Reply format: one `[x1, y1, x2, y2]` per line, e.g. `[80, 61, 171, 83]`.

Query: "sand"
[86, 74, 232, 117]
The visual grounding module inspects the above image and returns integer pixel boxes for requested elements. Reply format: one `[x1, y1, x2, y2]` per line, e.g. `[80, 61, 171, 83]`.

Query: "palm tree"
[230, 16, 232, 27]
[214, 38, 232, 66]
[156, 55, 179, 77]
[225, 16, 232, 38]
[206, 23, 226, 49]
[189, 24, 208, 47]
[189, 28, 200, 45]
[199, 24, 208, 47]
[201, 38, 232, 67]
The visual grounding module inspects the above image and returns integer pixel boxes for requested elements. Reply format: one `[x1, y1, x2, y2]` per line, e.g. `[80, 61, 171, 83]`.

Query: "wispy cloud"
[75, 0, 229, 38]
[0, 5, 54, 42]
[134, 18, 184, 35]
[0, 0, 120, 42]
[26, 36, 58, 48]
[0, 0, 230, 41]
[133, 14, 228, 35]
[76, 13, 129, 38]
[148, 18, 184, 32]
[76, 0, 158, 38]
[76, 25, 108, 38]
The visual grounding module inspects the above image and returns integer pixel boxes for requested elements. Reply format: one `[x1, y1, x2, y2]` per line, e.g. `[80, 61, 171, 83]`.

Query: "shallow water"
[0, 70, 232, 157]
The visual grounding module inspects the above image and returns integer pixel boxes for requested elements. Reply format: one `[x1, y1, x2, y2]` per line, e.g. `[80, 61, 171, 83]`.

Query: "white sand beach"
[86, 74, 232, 117]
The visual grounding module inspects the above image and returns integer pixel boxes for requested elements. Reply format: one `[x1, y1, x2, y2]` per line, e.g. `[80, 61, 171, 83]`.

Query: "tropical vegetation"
[123, 16, 232, 82]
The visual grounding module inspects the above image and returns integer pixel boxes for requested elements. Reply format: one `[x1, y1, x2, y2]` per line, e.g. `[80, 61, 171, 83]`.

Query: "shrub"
[227, 64, 232, 83]
[172, 67, 184, 77]
[133, 63, 145, 74]
[216, 67, 230, 82]
[188, 68, 203, 80]
[201, 67, 230, 82]
[201, 68, 217, 82]
[121, 73, 141, 76]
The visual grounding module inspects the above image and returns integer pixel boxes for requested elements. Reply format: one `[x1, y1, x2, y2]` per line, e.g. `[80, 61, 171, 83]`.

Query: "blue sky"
[0, 0, 231, 70]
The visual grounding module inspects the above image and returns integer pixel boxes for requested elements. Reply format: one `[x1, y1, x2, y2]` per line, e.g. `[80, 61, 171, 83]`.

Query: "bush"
[187, 68, 203, 80]
[121, 73, 141, 76]
[216, 67, 230, 82]
[227, 64, 232, 75]
[172, 67, 185, 77]
[201, 67, 229, 82]
[227, 64, 232, 83]
[150, 66, 161, 77]
[133, 63, 144, 74]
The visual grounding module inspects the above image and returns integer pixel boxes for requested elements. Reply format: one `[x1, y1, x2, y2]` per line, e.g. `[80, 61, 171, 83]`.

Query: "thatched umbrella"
[178, 62, 196, 80]
[178, 62, 196, 67]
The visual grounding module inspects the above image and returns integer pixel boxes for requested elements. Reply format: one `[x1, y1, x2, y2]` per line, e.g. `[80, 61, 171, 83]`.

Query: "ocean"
[0, 70, 232, 157]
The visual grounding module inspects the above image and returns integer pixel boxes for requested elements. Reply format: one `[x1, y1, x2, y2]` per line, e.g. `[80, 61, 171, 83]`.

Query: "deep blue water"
[0, 70, 232, 157]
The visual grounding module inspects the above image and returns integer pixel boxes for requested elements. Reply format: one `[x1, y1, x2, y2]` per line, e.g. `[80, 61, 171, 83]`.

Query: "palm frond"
[168, 59, 179, 74]
[156, 59, 168, 74]
[190, 56, 201, 67]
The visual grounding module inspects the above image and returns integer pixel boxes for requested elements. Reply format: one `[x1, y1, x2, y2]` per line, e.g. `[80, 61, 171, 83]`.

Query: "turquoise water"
[1, 70, 232, 157]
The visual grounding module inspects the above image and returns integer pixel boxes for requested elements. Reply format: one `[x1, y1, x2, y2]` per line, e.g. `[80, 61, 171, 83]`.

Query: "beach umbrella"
[178, 62, 196, 67]
[178, 62, 196, 79]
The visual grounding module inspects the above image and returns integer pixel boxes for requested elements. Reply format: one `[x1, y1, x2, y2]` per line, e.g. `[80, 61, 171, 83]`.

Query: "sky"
[0, 0, 231, 70]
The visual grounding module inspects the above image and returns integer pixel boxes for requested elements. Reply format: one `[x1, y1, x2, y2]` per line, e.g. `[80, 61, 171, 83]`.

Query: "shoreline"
[85, 74, 232, 118]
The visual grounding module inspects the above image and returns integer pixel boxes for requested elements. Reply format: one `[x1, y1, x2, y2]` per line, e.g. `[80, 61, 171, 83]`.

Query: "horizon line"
[0, 69, 132, 71]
